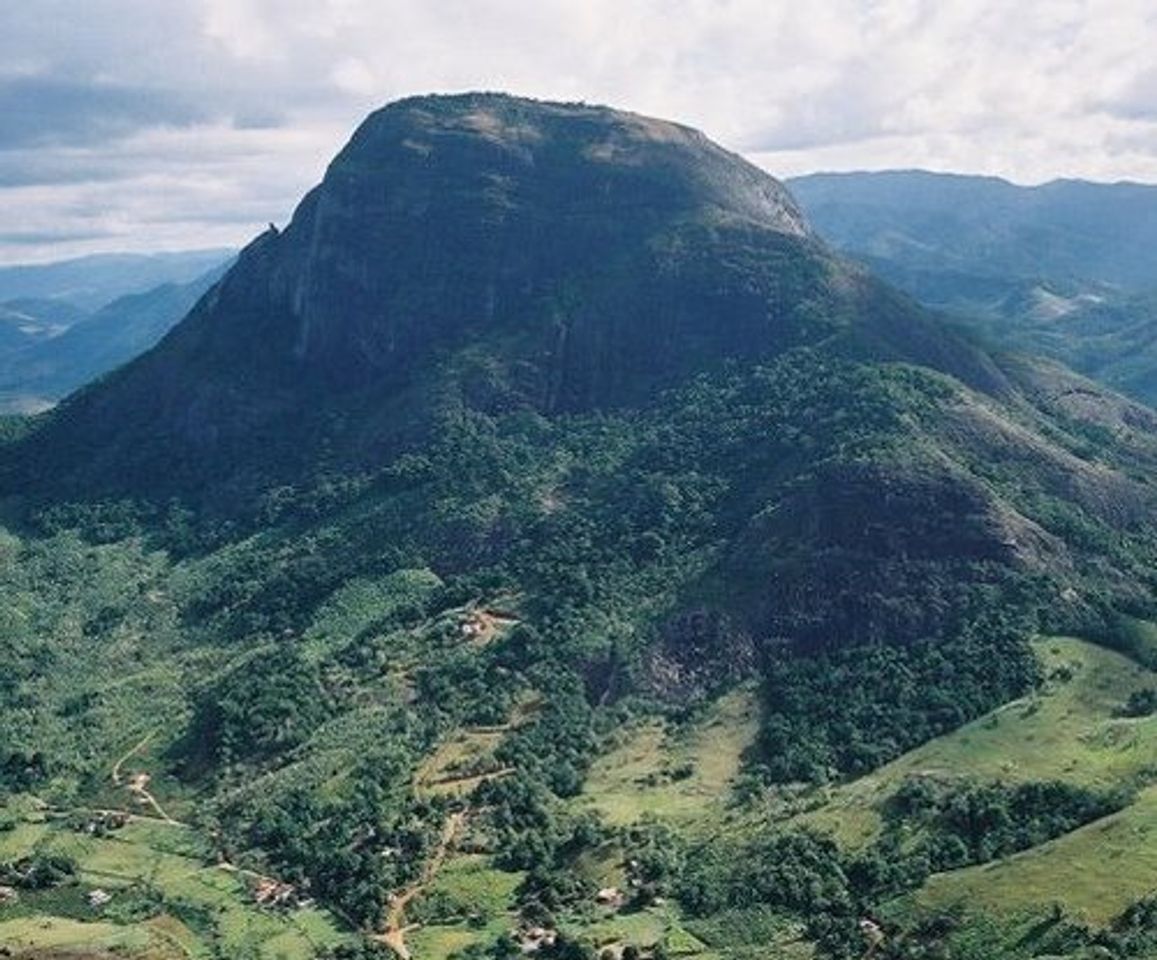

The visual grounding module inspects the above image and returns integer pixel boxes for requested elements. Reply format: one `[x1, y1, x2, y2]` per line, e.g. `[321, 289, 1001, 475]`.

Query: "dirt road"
[375, 812, 467, 960]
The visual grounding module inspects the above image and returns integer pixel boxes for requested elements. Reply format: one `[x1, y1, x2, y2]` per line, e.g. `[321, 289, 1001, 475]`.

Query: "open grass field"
[0, 916, 158, 955]
[576, 686, 760, 827]
[797, 636, 1157, 846]
[904, 782, 1157, 924]
[425, 854, 523, 917]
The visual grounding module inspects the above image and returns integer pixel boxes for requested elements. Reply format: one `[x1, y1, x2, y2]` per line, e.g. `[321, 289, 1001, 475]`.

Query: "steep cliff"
[12, 93, 1002, 501]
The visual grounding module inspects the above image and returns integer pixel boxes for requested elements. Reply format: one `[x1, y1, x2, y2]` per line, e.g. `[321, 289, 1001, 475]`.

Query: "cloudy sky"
[3, 0, 1155, 263]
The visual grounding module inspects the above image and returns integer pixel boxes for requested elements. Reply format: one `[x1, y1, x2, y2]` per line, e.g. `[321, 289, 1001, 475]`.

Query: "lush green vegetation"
[884, 777, 1127, 869]
[1119, 687, 1157, 717]
[7, 96, 1157, 960]
[756, 620, 1039, 783]
[3, 347, 1157, 959]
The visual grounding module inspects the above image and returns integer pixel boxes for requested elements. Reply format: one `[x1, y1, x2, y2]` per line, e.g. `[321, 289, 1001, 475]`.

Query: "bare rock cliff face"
[15, 93, 1000, 498]
[194, 93, 816, 397]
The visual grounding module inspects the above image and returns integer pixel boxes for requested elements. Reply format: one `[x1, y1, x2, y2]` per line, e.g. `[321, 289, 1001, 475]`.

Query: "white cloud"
[330, 57, 379, 96]
[201, 0, 284, 61]
[1, 0, 1156, 262]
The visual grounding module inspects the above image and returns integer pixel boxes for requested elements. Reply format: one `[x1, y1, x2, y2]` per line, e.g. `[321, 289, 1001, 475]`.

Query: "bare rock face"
[17, 93, 1001, 498]
[642, 608, 757, 702]
[198, 93, 816, 401]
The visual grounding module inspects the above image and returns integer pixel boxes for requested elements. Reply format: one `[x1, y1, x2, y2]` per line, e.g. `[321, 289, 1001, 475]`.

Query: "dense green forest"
[4, 346, 1157, 959]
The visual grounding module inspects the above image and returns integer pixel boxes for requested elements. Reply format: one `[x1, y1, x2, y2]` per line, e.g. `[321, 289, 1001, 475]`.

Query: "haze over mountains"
[789, 171, 1157, 405]
[3, 95, 1157, 960]
[789, 171, 1157, 293]
[0, 250, 233, 312]
[0, 251, 233, 412]
[0, 262, 231, 413]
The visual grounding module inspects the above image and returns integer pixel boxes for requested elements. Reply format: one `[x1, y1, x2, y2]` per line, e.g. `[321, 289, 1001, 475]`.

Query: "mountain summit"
[16, 93, 1001, 499]
[229, 91, 813, 395]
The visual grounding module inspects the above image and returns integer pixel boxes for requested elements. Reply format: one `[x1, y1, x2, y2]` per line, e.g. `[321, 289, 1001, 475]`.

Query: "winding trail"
[375, 812, 467, 960]
[111, 731, 156, 786]
[126, 771, 181, 825]
[110, 729, 181, 825]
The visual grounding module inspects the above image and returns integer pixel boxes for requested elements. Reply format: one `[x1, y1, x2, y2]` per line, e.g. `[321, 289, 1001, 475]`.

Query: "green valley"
[3, 94, 1157, 960]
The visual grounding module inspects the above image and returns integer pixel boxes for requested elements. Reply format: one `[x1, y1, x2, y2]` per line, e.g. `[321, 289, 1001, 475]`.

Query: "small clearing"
[457, 605, 520, 648]
[578, 686, 760, 827]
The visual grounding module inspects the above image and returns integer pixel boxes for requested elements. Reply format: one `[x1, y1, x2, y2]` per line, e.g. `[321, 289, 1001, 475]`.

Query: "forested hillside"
[2, 95, 1156, 960]
[788, 170, 1157, 408]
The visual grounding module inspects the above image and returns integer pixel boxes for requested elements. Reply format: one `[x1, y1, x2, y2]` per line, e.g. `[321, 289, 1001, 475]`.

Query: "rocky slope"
[13, 94, 1004, 502]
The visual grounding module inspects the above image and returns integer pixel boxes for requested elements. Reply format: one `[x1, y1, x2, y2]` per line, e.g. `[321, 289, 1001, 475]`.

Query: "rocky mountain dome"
[13, 93, 1003, 499]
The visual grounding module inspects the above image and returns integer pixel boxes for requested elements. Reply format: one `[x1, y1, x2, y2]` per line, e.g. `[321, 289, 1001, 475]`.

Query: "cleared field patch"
[581, 905, 670, 950]
[414, 728, 512, 797]
[800, 636, 1157, 846]
[413, 698, 539, 798]
[0, 916, 156, 954]
[404, 856, 523, 960]
[408, 918, 511, 960]
[906, 782, 1157, 924]
[578, 686, 760, 827]
[0, 807, 348, 960]
[424, 854, 523, 918]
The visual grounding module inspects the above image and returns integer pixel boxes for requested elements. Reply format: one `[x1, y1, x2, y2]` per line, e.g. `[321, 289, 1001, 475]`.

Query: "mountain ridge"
[786, 169, 1157, 407]
[12, 93, 1007, 505]
[0, 248, 234, 311]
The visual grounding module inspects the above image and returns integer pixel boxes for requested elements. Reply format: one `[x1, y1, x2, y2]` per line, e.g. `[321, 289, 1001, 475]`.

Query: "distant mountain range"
[788, 170, 1157, 404]
[0, 251, 233, 412]
[0, 297, 87, 355]
[0, 249, 234, 311]
[0, 262, 230, 412]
